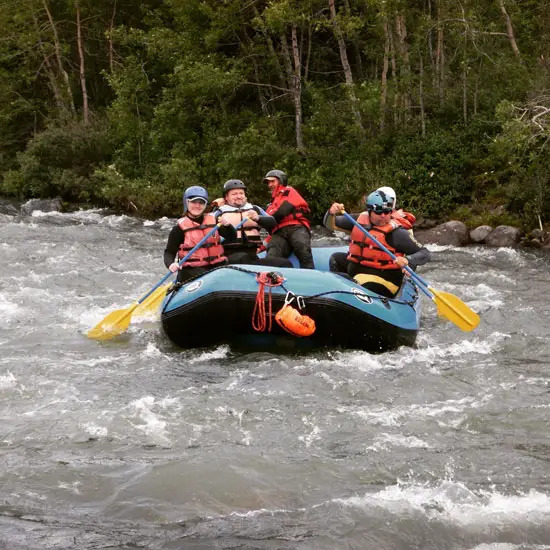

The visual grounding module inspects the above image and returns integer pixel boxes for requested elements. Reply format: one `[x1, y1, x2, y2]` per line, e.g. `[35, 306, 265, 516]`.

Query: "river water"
[1, 207, 549, 550]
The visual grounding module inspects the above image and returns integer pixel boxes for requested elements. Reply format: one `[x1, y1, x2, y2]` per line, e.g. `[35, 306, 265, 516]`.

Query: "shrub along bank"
[0, 2, 548, 230]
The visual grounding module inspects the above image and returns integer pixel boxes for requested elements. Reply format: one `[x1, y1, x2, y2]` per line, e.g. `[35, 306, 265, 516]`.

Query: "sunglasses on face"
[371, 207, 393, 215]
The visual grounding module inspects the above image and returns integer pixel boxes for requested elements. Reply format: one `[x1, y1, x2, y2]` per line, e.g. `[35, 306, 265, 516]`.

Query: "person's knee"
[266, 239, 289, 258]
[363, 282, 395, 298]
[292, 238, 312, 258]
[329, 258, 338, 272]
[276, 258, 294, 268]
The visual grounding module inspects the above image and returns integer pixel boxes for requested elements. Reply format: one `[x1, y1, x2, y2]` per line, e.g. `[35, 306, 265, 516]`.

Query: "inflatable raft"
[160, 246, 421, 352]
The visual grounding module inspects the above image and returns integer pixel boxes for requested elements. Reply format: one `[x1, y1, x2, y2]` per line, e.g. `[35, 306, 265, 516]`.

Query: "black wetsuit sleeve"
[219, 224, 237, 243]
[270, 200, 295, 222]
[164, 225, 184, 268]
[255, 205, 277, 232]
[387, 228, 431, 269]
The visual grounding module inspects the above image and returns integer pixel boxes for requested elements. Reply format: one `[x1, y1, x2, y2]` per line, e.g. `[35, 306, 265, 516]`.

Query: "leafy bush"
[94, 165, 181, 217]
[0, 117, 114, 202]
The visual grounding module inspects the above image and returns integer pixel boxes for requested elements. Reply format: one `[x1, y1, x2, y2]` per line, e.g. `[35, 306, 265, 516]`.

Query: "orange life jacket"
[177, 214, 226, 267]
[392, 209, 416, 230]
[266, 185, 311, 232]
[217, 203, 262, 248]
[347, 212, 404, 270]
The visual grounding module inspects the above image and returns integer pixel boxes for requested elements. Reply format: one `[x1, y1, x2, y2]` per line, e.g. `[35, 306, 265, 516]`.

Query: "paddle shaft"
[145, 217, 249, 301]
[341, 211, 433, 298]
[88, 219, 244, 339]
[341, 211, 479, 330]
[135, 222, 224, 306]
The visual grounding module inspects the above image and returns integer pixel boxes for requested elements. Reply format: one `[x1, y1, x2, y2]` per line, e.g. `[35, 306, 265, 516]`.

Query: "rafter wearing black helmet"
[211, 178, 293, 269]
[263, 169, 314, 269]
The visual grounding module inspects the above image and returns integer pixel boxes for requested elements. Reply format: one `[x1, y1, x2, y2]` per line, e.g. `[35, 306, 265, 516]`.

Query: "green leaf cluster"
[1, 0, 549, 227]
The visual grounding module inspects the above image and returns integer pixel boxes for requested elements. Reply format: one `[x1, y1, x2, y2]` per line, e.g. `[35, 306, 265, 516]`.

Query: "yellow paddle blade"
[429, 288, 480, 332]
[87, 303, 138, 340]
[133, 284, 170, 317]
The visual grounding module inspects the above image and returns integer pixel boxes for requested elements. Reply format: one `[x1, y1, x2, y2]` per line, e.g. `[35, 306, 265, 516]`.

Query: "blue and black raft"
[159, 246, 422, 352]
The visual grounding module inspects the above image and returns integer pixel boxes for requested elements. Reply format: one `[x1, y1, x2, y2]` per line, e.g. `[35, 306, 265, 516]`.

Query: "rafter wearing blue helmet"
[163, 186, 237, 284]
[323, 192, 430, 297]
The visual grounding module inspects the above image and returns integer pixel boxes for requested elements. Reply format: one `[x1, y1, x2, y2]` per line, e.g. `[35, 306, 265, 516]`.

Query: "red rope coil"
[252, 272, 284, 332]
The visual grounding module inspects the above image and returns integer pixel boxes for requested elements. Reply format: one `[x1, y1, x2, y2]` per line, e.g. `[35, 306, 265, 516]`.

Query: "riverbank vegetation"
[0, 1, 549, 227]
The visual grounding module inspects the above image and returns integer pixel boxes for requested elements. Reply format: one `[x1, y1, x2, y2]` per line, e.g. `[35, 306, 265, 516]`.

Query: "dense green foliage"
[1, 0, 549, 227]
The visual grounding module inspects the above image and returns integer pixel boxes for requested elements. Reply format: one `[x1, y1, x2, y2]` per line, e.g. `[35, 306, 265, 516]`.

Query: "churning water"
[1, 207, 549, 549]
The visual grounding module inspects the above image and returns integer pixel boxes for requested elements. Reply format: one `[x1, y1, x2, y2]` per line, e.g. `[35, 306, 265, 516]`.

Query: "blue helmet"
[183, 186, 209, 213]
[365, 190, 393, 214]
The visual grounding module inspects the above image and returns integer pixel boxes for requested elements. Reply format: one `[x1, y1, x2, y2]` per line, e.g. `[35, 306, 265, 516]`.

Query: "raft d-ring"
[283, 291, 295, 307]
[296, 295, 306, 310]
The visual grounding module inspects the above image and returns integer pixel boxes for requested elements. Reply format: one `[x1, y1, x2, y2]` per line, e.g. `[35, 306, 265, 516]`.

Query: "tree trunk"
[280, 28, 305, 152]
[473, 72, 479, 116]
[435, 2, 445, 105]
[498, 0, 521, 58]
[108, 0, 117, 72]
[253, 6, 287, 91]
[42, 0, 76, 115]
[290, 24, 305, 153]
[388, 22, 398, 126]
[304, 23, 312, 82]
[380, 17, 390, 131]
[395, 13, 411, 116]
[328, 0, 364, 135]
[419, 54, 426, 137]
[462, 54, 468, 123]
[76, 3, 89, 124]
[33, 13, 65, 115]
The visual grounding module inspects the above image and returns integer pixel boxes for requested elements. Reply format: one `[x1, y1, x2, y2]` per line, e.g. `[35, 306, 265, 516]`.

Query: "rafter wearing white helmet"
[376, 186, 396, 209]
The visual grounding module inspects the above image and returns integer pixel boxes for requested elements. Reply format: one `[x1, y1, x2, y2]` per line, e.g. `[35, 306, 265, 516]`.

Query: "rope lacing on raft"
[161, 264, 417, 314]
[224, 265, 417, 307]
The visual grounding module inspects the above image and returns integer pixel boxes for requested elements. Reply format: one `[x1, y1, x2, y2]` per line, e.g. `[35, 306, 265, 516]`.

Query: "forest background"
[1, 0, 549, 229]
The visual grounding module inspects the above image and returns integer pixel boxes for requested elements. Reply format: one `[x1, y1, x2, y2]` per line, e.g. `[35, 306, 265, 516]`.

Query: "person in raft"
[211, 179, 293, 268]
[376, 185, 417, 236]
[324, 190, 430, 297]
[263, 169, 315, 269]
[326, 185, 418, 273]
[163, 186, 236, 284]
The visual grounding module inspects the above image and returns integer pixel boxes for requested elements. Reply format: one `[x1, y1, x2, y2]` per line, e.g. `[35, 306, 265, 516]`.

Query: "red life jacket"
[177, 213, 226, 267]
[217, 203, 262, 248]
[347, 212, 404, 270]
[392, 209, 416, 230]
[266, 185, 311, 232]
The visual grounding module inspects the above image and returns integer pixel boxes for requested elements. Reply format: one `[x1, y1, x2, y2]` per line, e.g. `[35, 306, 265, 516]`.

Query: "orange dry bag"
[275, 293, 316, 337]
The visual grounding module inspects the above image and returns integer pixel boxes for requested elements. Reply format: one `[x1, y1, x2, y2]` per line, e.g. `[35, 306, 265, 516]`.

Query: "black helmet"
[263, 169, 288, 186]
[223, 179, 246, 196]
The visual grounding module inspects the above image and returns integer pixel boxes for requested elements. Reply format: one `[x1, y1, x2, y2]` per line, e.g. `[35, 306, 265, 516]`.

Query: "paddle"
[87, 222, 224, 340]
[132, 282, 172, 317]
[133, 217, 250, 317]
[341, 211, 480, 332]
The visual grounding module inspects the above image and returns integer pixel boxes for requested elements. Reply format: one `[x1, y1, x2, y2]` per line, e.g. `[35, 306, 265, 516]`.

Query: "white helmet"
[376, 186, 396, 208]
